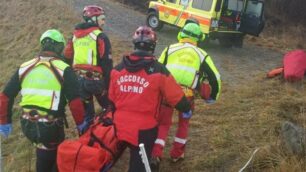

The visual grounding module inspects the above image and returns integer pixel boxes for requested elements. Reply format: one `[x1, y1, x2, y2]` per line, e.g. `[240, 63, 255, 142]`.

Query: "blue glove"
[182, 110, 192, 119]
[77, 121, 90, 135]
[205, 98, 215, 104]
[0, 124, 12, 138]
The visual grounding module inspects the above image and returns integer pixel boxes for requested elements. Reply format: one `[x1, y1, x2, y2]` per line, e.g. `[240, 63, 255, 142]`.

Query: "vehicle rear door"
[238, 0, 265, 36]
[219, 0, 244, 31]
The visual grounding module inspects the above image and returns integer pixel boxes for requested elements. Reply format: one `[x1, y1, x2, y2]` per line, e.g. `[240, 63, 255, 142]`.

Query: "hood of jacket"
[123, 50, 156, 73]
[73, 22, 101, 38]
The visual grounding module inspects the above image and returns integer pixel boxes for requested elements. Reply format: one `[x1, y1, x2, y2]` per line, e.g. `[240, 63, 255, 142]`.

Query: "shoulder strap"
[49, 59, 65, 85]
[163, 45, 170, 66]
[19, 58, 40, 82]
[20, 57, 65, 86]
[90, 29, 103, 41]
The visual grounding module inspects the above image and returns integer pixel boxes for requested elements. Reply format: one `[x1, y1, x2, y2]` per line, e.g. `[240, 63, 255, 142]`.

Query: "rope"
[238, 148, 260, 172]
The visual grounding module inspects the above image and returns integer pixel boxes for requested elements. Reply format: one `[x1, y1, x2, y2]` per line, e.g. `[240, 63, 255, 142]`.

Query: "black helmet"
[132, 26, 157, 53]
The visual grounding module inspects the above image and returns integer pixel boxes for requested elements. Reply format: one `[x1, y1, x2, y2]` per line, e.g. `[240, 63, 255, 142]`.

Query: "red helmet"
[83, 5, 105, 19]
[132, 26, 157, 52]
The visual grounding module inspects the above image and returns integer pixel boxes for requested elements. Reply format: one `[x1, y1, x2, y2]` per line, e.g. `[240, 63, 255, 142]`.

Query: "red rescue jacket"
[109, 51, 190, 146]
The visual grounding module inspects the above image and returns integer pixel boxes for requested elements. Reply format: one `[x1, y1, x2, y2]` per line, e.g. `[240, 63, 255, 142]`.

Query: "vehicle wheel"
[219, 37, 232, 48]
[146, 12, 164, 31]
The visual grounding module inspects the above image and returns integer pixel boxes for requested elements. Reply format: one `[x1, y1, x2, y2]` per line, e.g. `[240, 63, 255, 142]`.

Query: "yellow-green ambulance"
[146, 0, 265, 47]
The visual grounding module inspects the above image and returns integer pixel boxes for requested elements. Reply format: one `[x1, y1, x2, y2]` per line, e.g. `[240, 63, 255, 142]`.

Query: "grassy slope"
[0, 0, 306, 171]
[0, 0, 77, 171]
[0, 0, 130, 171]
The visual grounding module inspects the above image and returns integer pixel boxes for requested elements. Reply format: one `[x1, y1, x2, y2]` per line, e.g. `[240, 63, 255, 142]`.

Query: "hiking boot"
[150, 157, 161, 172]
[170, 143, 185, 162]
[171, 153, 185, 163]
[152, 144, 164, 158]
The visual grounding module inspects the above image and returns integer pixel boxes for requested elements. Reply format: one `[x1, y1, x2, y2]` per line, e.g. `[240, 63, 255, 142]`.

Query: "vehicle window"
[245, 1, 263, 17]
[166, 0, 177, 3]
[180, 0, 189, 6]
[192, 0, 213, 11]
[227, 0, 243, 12]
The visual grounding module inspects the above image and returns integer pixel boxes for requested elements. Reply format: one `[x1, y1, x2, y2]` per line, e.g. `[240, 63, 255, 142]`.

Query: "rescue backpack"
[57, 113, 123, 172]
[267, 50, 306, 81]
[283, 50, 306, 81]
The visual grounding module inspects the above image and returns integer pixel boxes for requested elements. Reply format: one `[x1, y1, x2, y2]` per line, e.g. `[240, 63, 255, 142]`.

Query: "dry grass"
[133, 75, 306, 172]
[0, 0, 130, 171]
[246, 23, 306, 54]
[246, 0, 306, 53]
[0, 0, 78, 86]
[1, 0, 306, 171]
[0, 0, 77, 171]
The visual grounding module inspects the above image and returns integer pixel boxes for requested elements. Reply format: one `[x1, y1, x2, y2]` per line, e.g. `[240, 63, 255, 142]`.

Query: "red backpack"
[267, 50, 306, 81]
[283, 50, 306, 82]
[57, 114, 124, 172]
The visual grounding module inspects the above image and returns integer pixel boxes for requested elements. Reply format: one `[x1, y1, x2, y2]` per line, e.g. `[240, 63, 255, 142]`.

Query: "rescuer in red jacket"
[108, 26, 192, 172]
[64, 5, 113, 124]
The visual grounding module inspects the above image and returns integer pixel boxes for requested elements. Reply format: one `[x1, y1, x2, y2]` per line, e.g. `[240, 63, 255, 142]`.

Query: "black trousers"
[128, 126, 158, 172]
[36, 148, 58, 172]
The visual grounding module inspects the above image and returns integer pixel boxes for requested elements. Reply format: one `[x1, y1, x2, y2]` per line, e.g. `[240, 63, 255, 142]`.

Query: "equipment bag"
[283, 50, 306, 82]
[57, 114, 123, 172]
[267, 50, 306, 81]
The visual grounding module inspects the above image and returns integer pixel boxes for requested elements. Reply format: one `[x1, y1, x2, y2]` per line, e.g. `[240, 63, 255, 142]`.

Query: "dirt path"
[74, 0, 283, 85]
[72, 0, 285, 171]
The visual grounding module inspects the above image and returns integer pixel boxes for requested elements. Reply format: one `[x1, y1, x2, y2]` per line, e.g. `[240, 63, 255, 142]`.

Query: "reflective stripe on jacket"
[159, 43, 206, 89]
[159, 42, 221, 100]
[72, 29, 102, 66]
[18, 57, 69, 111]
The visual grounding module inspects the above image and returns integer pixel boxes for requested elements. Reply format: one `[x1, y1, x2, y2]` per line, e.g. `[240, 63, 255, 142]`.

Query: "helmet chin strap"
[86, 17, 103, 29]
[89, 16, 97, 24]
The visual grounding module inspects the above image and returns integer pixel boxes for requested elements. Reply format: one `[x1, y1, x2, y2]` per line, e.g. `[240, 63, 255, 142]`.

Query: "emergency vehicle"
[146, 0, 265, 47]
